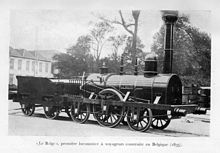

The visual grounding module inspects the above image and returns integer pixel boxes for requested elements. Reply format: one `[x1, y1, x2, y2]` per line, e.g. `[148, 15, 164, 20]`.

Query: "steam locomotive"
[12, 11, 208, 132]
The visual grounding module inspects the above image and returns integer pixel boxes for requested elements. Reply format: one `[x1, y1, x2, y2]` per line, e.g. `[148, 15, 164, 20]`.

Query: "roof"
[36, 50, 59, 61]
[9, 47, 52, 62]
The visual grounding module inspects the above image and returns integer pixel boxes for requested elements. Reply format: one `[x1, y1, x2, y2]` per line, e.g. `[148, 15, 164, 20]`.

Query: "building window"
[26, 61, 30, 71]
[18, 59, 22, 70]
[39, 62, 42, 72]
[10, 58, 14, 69]
[45, 63, 49, 73]
[32, 61, 35, 72]
[9, 74, 14, 84]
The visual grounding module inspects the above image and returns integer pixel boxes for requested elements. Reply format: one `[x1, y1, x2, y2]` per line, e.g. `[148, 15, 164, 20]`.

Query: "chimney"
[162, 11, 178, 74]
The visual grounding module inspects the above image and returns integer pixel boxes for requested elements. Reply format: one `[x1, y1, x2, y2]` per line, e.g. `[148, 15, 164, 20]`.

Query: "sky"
[10, 10, 211, 58]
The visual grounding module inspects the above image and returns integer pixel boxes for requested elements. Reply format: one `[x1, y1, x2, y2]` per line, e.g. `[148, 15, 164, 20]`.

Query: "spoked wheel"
[93, 88, 124, 128]
[70, 102, 90, 123]
[43, 106, 60, 119]
[127, 108, 152, 132]
[151, 118, 171, 130]
[20, 103, 35, 116]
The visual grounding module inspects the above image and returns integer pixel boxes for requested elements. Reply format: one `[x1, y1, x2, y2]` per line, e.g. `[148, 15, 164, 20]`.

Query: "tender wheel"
[43, 106, 60, 119]
[65, 107, 71, 118]
[121, 116, 128, 126]
[127, 108, 152, 132]
[93, 88, 124, 128]
[70, 102, 90, 123]
[151, 118, 171, 130]
[20, 103, 35, 116]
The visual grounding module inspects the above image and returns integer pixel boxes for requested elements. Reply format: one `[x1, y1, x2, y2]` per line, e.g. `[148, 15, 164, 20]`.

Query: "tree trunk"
[131, 11, 140, 65]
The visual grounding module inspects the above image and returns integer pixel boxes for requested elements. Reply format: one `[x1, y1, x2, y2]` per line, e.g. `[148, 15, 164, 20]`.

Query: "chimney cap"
[162, 10, 178, 23]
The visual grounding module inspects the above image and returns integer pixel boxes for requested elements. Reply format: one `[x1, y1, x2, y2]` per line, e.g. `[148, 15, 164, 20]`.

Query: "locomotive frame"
[13, 74, 206, 132]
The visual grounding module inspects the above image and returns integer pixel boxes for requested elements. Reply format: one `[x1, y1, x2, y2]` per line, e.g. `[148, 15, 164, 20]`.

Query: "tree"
[122, 36, 145, 74]
[108, 34, 127, 62]
[151, 15, 211, 86]
[90, 21, 114, 66]
[53, 35, 93, 77]
[99, 10, 141, 65]
[117, 10, 140, 65]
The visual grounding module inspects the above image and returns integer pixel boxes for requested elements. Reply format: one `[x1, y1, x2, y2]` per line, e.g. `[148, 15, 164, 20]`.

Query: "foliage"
[90, 21, 114, 63]
[122, 36, 146, 74]
[53, 35, 93, 77]
[181, 76, 210, 86]
[108, 34, 127, 61]
[151, 15, 211, 86]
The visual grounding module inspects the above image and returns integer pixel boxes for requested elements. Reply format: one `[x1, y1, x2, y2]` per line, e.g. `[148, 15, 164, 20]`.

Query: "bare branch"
[118, 10, 134, 36]
[127, 23, 135, 27]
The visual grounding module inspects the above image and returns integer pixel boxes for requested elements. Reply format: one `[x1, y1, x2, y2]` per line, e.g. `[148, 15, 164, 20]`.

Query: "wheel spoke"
[127, 108, 152, 132]
[142, 119, 148, 124]
[151, 117, 171, 130]
[112, 114, 117, 121]
[160, 119, 163, 126]
[93, 89, 124, 128]
[110, 115, 113, 123]
[44, 106, 59, 119]
[139, 121, 144, 128]
[70, 104, 90, 123]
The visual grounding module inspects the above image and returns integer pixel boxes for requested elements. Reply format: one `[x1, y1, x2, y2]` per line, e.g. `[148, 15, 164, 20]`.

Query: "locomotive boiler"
[12, 11, 208, 132]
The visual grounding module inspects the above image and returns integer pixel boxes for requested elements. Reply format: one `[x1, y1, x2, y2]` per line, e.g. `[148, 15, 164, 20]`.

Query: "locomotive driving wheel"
[126, 108, 152, 132]
[93, 88, 124, 128]
[151, 110, 171, 130]
[151, 118, 171, 130]
[43, 106, 60, 119]
[20, 103, 35, 116]
[70, 102, 90, 123]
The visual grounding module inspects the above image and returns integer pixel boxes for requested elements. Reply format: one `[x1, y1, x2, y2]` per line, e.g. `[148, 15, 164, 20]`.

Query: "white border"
[1, 0, 220, 153]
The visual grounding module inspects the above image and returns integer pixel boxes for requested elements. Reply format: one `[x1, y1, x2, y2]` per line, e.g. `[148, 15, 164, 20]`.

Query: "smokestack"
[162, 11, 178, 74]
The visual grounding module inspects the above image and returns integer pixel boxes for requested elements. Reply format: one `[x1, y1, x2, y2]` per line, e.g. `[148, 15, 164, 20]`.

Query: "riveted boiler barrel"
[85, 73, 182, 105]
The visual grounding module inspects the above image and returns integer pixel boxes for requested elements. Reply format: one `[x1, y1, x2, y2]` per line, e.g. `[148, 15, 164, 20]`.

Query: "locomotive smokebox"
[162, 11, 178, 74]
[144, 53, 158, 77]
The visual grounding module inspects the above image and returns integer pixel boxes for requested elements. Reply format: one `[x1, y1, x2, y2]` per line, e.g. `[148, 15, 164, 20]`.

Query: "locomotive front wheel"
[70, 103, 90, 123]
[43, 106, 60, 119]
[151, 118, 171, 130]
[20, 103, 35, 116]
[93, 89, 124, 128]
[126, 108, 152, 132]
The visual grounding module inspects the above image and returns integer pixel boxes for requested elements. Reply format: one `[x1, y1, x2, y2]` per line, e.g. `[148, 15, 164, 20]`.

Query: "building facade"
[9, 47, 54, 85]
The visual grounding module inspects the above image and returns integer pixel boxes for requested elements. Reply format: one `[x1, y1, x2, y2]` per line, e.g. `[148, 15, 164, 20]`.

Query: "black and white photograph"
[1, 0, 220, 153]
